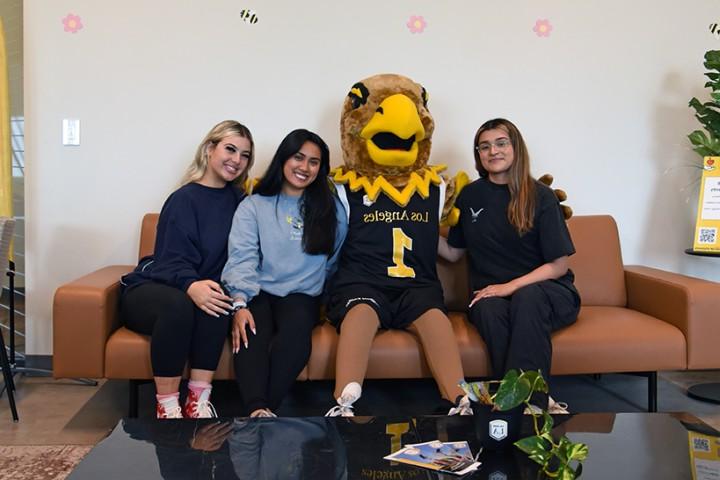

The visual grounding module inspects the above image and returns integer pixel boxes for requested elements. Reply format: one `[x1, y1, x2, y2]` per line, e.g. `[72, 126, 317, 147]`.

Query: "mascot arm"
[440, 171, 470, 227]
[538, 173, 573, 220]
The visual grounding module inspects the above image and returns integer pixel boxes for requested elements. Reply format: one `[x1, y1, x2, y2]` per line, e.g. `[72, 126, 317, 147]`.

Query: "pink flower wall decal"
[407, 15, 427, 34]
[62, 14, 83, 34]
[533, 19, 553, 37]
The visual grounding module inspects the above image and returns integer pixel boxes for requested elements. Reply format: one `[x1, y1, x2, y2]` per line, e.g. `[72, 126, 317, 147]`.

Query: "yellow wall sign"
[688, 430, 720, 480]
[693, 157, 720, 252]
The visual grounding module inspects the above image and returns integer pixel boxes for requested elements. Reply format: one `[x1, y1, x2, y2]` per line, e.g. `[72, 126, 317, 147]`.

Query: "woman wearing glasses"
[438, 118, 580, 412]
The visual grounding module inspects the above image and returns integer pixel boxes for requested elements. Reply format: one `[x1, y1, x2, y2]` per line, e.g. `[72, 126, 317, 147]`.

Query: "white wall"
[25, 0, 720, 355]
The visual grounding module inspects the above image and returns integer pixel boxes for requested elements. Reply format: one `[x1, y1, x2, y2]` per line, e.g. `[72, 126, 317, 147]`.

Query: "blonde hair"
[181, 120, 255, 189]
[473, 118, 536, 235]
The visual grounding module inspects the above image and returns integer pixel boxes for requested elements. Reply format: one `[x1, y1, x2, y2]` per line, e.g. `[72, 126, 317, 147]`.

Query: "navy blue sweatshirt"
[121, 182, 245, 293]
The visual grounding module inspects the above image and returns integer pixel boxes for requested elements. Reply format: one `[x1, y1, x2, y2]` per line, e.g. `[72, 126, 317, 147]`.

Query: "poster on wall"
[692, 157, 720, 253]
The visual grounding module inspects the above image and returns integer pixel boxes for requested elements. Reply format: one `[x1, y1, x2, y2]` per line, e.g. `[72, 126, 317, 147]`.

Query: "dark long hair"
[254, 129, 337, 255]
[473, 118, 536, 235]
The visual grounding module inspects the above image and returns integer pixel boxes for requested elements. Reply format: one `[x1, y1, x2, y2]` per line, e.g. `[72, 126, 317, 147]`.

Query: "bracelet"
[231, 301, 247, 312]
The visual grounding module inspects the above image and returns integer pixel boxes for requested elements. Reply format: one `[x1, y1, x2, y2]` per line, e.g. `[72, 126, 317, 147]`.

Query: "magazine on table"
[384, 440, 481, 476]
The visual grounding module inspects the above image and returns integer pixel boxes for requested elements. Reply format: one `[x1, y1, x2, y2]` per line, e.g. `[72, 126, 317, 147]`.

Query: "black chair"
[0, 217, 18, 422]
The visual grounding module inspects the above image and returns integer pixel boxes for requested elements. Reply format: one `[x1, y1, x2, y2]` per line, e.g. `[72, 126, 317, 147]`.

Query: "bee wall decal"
[240, 9, 259, 24]
[710, 23, 720, 39]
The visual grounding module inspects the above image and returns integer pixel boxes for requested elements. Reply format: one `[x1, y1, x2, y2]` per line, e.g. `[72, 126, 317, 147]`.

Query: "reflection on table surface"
[68, 413, 720, 480]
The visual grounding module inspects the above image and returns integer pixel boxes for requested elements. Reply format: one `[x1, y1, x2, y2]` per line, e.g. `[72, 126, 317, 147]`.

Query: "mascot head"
[340, 73, 434, 183]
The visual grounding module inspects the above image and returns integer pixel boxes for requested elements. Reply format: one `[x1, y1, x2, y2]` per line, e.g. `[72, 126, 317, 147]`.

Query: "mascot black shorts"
[326, 283, 447, 330]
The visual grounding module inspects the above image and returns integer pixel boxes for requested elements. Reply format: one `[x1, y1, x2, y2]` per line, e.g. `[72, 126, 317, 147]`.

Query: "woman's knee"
[469, 297, 508, 325]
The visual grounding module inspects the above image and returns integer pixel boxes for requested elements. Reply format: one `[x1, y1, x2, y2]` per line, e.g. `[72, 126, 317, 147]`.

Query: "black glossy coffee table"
[69, 413, 719, 479]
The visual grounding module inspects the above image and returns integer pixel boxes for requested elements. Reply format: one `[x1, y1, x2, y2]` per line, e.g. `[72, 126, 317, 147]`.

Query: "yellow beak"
[360, 94, 426, 167]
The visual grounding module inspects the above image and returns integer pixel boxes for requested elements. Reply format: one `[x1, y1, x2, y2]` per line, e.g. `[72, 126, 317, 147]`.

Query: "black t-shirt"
[331, 184, 443, 290]
[448, 178, 577, 293]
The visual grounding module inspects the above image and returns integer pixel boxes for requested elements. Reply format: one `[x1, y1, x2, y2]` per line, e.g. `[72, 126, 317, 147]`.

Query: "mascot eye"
[348, 82, 369, 109]
[422, 87, 430, 108]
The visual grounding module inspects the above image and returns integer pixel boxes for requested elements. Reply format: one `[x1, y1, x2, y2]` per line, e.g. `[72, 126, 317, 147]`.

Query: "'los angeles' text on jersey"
[333, 183, 444, 290]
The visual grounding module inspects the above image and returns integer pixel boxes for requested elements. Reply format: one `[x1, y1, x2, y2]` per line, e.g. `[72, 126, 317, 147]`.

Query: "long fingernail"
[251, 328, 256, 335]
[244, 342, 248, 349]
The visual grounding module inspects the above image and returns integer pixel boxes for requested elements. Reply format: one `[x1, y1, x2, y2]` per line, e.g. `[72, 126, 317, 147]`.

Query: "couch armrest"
[53, 265, 133, 378]
[625, 265, 720, 369]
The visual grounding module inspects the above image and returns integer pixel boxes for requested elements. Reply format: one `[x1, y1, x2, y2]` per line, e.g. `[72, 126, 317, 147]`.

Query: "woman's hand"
[187, 280, 233, 317]
[189, 421, 233, 452]
[469, 282, 517, 308]
[232, 308, 256, 353]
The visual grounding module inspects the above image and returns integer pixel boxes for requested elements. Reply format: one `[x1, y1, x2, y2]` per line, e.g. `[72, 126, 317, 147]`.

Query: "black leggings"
[120, 282, 230, 377]
[234, 291, 319, 414]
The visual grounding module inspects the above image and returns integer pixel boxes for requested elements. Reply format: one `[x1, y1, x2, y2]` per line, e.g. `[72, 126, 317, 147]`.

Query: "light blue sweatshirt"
[221, 193, 347, 303]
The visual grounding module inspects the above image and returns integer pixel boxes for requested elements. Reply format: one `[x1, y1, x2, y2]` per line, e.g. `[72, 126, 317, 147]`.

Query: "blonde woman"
[120, 120, 254, 418]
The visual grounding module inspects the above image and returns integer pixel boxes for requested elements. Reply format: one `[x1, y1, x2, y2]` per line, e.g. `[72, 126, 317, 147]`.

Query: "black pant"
[469, 280, 579, 405]
[234, 291, 319, 414]
[120, 282, 230, 377]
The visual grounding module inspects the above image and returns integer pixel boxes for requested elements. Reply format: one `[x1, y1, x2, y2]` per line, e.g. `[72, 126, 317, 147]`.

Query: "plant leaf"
[540, 411, 554, 435]
[514, 435, 552, 466]
[494, 377, 531, 410]
[519, 370, 549, 394]
[566, 442, 589, 462]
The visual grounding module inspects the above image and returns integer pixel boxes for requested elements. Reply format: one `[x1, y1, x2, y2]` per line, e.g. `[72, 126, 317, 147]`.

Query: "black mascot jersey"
[332, 182, 444, 290]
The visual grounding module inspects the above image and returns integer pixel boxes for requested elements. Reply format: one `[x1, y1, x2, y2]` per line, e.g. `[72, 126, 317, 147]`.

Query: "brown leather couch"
[53, 214, 720, 415]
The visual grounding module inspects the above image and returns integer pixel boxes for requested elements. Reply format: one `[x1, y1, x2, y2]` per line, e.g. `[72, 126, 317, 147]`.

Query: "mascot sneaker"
[325, 382, 362, 417]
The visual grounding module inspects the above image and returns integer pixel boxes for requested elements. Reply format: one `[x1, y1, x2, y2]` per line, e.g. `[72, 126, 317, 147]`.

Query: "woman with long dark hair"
[222, 129, 347, 417]
[439, 118, 580, 413]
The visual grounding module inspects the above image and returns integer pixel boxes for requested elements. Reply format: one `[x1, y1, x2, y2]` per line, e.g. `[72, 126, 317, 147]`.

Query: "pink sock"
[156, 392, 180, 406]
[188, 380, 211, 396]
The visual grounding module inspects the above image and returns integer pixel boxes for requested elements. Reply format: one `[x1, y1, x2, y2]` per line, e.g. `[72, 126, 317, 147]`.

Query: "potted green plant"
[689, 50, 720, 157]
[462, 369, 589, 479]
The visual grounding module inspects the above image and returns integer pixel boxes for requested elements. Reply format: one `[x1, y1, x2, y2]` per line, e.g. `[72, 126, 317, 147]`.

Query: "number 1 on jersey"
[387, 228, 416, 278]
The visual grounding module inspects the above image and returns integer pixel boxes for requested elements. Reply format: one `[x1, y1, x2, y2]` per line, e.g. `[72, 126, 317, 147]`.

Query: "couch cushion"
[567, 215, 626, 307]
[139, 213, 159, 260]
[105, 327, 308, 380]
[550, 306, 686, 374]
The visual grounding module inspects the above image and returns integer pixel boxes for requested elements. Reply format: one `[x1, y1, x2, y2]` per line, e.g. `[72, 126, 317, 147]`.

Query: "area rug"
[0, 445, 93, 480]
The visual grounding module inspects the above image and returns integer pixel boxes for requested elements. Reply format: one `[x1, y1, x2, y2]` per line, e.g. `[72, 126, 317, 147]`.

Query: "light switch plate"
[62, 119, 80, 146]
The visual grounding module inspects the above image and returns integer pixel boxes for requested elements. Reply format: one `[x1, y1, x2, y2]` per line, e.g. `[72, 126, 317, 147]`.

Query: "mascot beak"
[359, 94, 426, 167]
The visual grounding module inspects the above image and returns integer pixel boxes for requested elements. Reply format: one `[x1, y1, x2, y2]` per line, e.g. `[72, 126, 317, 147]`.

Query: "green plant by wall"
[464, 370, 589, 479]
[689, 50, 720, 157]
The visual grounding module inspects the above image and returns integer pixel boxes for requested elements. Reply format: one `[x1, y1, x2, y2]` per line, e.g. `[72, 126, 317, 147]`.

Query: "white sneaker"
[325, 382, 361, 417]
[548, 397, 569, 414]
[524, 397, 569, 415]
[448, 395, 473, 416]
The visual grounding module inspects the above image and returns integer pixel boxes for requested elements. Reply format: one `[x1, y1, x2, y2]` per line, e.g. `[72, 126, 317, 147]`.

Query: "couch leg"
[648, 372, 657, 412]
[129, 380, 139, 418]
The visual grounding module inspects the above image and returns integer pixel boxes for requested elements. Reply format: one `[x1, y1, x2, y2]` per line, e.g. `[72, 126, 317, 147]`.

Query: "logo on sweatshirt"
[286, 215, 303, 241]
[470, 207, 484, 223]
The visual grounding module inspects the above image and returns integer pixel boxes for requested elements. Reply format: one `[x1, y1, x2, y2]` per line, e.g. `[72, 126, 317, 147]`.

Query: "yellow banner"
[0, 18, 13, 261]
[692, 157, 720, 252]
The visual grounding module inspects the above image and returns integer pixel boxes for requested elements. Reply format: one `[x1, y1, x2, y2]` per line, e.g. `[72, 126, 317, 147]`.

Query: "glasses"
[476, 138, 511, 153]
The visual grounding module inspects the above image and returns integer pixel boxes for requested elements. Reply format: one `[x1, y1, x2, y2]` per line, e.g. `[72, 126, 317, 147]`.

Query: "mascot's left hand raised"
[331, 73, 467, 225]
